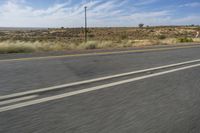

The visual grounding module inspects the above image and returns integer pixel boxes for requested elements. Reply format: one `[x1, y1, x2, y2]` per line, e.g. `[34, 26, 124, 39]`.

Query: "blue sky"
[0, 0, 199, 27]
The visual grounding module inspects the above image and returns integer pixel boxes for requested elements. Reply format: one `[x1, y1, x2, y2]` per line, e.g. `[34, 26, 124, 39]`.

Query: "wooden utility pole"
[84, 6, 88, 42]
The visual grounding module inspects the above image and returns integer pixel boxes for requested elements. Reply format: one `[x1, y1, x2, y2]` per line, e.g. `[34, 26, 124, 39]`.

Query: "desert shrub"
[149, 29, 154, 32]
[0, 32, 6, 36]
[177, 37, 193, 43]
[157, 35, 166, 40]
[88, 34, 95, 38]
[120, 34, 128, 40]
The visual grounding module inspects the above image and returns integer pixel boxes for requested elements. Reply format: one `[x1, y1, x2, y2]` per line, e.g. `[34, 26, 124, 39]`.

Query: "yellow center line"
[0, 45, 199, 63]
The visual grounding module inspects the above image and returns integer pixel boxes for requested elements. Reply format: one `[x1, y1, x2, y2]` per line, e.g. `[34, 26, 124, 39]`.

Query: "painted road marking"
[0, 63, 200, 113]
[0, 95, 38, 106]
[0, 45, 200, 63]
[1, 58, 200, 101]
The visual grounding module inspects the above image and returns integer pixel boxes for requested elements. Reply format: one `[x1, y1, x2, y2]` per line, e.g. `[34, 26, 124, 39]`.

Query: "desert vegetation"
[0, 26, 199, 54]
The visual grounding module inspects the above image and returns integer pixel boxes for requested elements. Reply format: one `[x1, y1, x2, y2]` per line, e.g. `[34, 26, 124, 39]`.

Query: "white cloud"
[135, 0, 158, 6]
[179, 2, 200, 7]
[0, 0, 129, 27]
[0, 0, 199, 27]
[173, 16, 200, 25]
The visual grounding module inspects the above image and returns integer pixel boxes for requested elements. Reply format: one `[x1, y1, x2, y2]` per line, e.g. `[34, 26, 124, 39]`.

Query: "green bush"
[177, 38, 193, 43]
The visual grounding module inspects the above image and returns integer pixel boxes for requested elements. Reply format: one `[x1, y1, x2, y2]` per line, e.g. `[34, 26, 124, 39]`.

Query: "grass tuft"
[0, 37, 199, 54]
[176, 38, 193, 43]
[0, 41, 36, 54]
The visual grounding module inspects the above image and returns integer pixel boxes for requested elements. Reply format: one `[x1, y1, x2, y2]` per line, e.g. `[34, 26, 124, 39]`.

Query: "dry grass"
[0, 26, 199, 54]
[0, 37, 199, 54]
[193, 38, 200, 42]
[0, 41, 36, 54]
[0, 41, 73, 54]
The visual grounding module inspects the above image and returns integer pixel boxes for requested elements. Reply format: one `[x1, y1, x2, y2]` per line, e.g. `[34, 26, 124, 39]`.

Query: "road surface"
[1, 44, 200, 133]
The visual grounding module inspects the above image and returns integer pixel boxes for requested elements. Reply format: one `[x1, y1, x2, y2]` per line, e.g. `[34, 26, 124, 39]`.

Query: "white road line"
[0, 63, 200, 113]
[1, 59, 200, 101]
[0, 95, 38, 106]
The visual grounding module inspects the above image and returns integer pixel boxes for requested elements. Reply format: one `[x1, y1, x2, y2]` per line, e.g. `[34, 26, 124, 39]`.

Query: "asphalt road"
[1, 44, 200, 133]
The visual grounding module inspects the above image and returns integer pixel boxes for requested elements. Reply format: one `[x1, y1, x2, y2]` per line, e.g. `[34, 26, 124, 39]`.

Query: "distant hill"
[0, 27, 48, 31]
